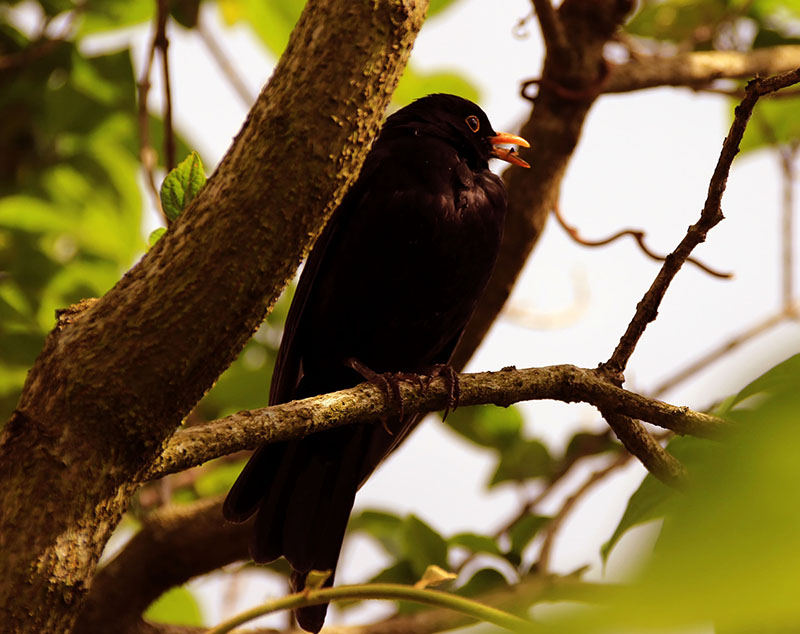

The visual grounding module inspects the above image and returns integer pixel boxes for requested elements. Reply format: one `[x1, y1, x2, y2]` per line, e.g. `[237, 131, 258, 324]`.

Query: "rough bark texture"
[0, 0, 428, 631]
[72, 498, 250, 634]
[452, 0, 635, 369]
[147, 364, 727, 479]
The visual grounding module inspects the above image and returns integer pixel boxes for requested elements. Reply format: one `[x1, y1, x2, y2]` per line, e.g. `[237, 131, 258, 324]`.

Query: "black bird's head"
[382, 93, 530, 170]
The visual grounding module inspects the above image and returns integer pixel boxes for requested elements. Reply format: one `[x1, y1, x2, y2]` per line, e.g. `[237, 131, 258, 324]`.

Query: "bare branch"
[603, 46, 800, 94]
[553, 203, 733, 279]
[537, 452, 631, 572]
[147, 365, 727, 480]
[602, 67, 800, 379]
[651, 311, 792, 397]
[197, 16, 256, 107]
[155, 0, 175, 171]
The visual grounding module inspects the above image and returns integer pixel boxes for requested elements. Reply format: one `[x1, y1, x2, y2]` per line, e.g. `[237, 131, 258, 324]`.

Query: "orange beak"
[489, 132, 530, 168]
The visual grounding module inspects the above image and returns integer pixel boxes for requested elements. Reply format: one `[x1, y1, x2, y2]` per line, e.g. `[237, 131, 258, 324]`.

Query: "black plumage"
[223, 93, 529, 632]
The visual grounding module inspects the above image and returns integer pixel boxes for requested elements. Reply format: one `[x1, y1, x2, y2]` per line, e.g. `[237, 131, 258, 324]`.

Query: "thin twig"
[651, 311, 792, 397]
[137, 18, 165, 219]
[553, 203, 733, 279]
[602, 67, 800, 379]
[196, 16, 255, 107]
[156, 0, 175, 171]
[537, 452, 631, 573]
[779, 146, 797, 315]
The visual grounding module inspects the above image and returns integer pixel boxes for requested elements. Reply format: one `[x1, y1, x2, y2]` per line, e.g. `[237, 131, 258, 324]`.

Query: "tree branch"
[73, 497, 252, 634]
[603, 45, 800, 94]
[147, 365, 727, 480]
[602, 66, 800, 378]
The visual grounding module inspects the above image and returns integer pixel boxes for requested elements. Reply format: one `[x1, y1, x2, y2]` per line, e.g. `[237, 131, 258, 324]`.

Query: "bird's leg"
[345, 358, 422, 433]
[424, 364, 461, 421]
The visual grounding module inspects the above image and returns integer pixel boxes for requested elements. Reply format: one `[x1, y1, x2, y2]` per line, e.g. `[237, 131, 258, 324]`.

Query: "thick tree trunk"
[0, 1, 427, 631]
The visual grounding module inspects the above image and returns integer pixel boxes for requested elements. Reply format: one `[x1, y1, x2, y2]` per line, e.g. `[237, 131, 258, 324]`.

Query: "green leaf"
[144, 586, 203, 626]
[506, 513, 549, 565]
[444, 404, 524, 450]
[160, 151, 206, 221]
[403, 514, 449, 577]
[715, 353, 800, 417]
[428, 0, 465, 18]
[489, 439, 553, 488]
[456, 568, 509, 598]
[393, 65, 481, 107]
[78, 0, 154, 35]
[601, 434, 715, 562]
[148, 227, 166, 248]
[563, 430, 617, 463]
[223, 0, 304, 57]
[368, 559, 417, 585]
[625, 0, 727, 43]
[449, 532, 503, 557]
[738, 98, 800, 155]
[349, 509, 405, 559]
[193, 459, 247, 498]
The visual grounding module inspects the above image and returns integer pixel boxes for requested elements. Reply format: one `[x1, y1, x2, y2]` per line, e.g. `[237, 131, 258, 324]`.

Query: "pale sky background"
[69, 0, 800, 628]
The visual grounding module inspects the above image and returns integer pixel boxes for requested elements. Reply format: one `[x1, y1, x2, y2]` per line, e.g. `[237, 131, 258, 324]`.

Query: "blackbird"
[223, 93, 529, 632]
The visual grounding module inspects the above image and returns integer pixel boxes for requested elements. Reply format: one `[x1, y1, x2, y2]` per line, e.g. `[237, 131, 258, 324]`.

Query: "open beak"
[489, 132, 530, 168]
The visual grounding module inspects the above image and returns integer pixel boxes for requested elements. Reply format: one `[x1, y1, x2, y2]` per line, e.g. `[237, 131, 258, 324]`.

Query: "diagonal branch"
[147, 365, 728, 481]
[602, 67, 800, 379]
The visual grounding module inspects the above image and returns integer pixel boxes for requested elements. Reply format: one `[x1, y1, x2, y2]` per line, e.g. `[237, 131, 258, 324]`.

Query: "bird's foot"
[345, 358, 423, 434]
[424, 364, 461, 420]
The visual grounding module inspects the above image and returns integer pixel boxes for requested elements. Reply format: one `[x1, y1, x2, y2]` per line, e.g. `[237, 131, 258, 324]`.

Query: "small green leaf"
[728, 353, 800, 408]
[563, 430, 617, 463]
[449, 532, 503, 557]
[738, 98, 800, 155]
[456, 568, 508, 598]
[159, 151, 206, 221]
[506, 514, 549, 564]
[193, 459, 247, 498]
[393, 65, 481, 107]
[489, 439, 554, 487]
[368, 559, 417, 585]
[349, 509, 405, 558]
[144, 586, 203, 626]
[625, 0, 727, 44]
[403, 515, 449, 577]
[601, 434, 715, 562]
[444, 404, 524, 450]
[148, 227, 166, 247]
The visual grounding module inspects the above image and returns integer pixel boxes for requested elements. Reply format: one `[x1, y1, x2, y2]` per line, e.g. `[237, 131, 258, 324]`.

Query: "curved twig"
[553, 203, 733, 279]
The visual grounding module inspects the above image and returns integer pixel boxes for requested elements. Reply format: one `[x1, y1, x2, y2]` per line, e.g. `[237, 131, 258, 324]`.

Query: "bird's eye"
[465, 115, 480, 133]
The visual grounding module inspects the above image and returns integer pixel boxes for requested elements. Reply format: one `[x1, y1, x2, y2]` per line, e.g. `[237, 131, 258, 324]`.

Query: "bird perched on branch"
[223, 93, 529, 632]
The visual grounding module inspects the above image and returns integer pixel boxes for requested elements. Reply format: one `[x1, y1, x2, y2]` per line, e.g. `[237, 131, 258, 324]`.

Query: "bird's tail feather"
[223, 425, 370, 633]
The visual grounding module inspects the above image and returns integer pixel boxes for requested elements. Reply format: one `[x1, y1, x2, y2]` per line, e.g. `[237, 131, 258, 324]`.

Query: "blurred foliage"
[627, 0, 800, 156]
[541, 353, 800, 633]
[144, 585, 203, 627]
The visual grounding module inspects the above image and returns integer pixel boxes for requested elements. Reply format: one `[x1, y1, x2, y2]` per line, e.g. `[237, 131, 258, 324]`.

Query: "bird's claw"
[425, 364, 460, 420]
[345, 358, 421, 434]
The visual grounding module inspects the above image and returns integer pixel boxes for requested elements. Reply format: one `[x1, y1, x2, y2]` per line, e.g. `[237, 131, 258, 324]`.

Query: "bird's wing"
[268, 162, 379, 406]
